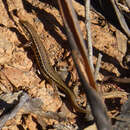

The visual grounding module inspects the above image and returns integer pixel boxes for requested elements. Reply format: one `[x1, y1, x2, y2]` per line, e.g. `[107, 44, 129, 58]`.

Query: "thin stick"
[85, 0, 94, 72]
[111, 0, 130, 37]
[94, 53, 102, 80]
[58, 0, 97, 90]
[57, 1, 112, 129]
[0, 92, 29, 129]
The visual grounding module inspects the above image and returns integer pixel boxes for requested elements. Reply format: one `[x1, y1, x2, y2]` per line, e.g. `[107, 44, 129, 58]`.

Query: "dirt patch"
[0, 0, 129, 129]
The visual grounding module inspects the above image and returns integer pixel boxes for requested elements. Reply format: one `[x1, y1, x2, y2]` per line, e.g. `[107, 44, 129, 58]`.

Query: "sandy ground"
[0, 0, 129, 129]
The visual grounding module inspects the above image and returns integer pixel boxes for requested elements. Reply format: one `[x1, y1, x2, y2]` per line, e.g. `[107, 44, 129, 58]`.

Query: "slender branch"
[94, 53, 102, 80]
[58, 0, 97, 90]
[85, 0, 94, 72]
[57, 0, 112, 129]
[0, 92, 29, 129]
[111, 0, 130, 37]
